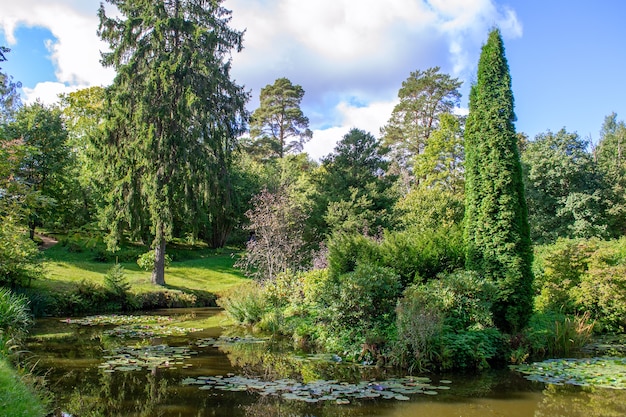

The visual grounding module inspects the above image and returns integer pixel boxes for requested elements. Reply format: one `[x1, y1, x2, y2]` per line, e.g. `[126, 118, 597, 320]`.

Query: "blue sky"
[1, 0, 625, 159]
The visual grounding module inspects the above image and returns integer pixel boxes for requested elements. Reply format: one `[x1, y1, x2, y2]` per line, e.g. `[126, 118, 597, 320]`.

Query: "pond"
[26, 308, 626, 417]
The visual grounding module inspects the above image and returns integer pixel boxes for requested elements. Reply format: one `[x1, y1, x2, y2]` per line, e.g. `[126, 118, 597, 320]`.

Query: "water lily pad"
[513, 357, 626, 389]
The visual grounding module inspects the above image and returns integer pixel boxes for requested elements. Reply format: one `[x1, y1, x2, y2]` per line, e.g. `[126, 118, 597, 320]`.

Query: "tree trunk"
[29, 221, 36, 241]
[151, 224, 166, 286]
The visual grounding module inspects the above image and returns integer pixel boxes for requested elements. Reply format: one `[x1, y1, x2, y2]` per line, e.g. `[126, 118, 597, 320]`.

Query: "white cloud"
[0, 0, 114, 94]
[304, 98, 397, 161]
[22, 81, 84, 106]
[2, 0, 521, 137]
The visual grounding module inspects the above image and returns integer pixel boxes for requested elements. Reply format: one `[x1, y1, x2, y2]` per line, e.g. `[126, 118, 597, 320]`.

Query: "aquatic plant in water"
[100, 344, 197, 372]
[182, 375, 451, 404]
[61, 314, 173, 326]
[513, 357, 626, 389]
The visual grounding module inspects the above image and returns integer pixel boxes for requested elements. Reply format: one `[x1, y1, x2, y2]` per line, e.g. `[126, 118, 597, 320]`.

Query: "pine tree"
[98, 0, 248, 285]
[464, 28, 533, 332]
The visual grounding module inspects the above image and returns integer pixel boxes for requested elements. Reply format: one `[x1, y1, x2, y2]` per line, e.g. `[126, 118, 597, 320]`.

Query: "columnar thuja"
[463, 28, 533, 332]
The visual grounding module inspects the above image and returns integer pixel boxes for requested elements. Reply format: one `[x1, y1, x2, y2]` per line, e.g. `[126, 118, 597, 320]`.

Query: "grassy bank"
[24, 238, 248, 316]
[0, 358, 47, 417]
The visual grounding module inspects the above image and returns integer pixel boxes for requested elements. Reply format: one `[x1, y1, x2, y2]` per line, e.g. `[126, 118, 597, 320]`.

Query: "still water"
[26, 308, 626, 417]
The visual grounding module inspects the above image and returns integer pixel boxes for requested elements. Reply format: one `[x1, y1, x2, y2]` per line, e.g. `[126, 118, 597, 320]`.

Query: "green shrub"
[326, 233, 380, 277]
[379, 226, 465, 287]
[311, 263, 401, 355]
[263, 271, 303, 308]
[575, 241, 626, 332]
[301, 268, 334, 309]
[218, 282, 267, 325]
[137, 250, 172, 271]
[534, 238, 595, 313]
[534, 237, 626, 332]
[392, 270, 500, 371]
[0, 288, 32, 337]
[392, 290, 444, 372]
[0, 220, 43, 287]
[104, 264, 131, 297]
[131, 291, 197, 309]
[440, 328, 505, 371]
[328, 263, 400, 331]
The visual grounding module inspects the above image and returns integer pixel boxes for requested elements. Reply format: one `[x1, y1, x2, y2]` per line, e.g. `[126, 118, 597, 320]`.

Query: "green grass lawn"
[35, 241, 249, 298]
[0, 358, 47, 417]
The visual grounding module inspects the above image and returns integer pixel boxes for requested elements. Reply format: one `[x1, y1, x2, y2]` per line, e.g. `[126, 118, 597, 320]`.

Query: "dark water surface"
[27, 308, 626, 417]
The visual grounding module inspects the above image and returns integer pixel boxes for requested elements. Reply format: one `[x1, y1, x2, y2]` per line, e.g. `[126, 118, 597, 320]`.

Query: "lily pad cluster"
[100, 344, 197, 372]
[182, 375, 451, 403]
[514, 357, 626, 389]
[103, 324, 202, 339]
[61, 314, 173, 326]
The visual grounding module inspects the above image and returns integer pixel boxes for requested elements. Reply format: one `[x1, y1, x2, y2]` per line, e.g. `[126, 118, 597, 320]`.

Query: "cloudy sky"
[1, 0, 625, 160]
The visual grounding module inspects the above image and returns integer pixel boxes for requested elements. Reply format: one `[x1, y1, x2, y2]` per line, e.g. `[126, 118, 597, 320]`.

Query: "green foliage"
[379, 226, 465, 287]
[534, 237, 626, 332]
[412, 113, 465, 193]
[98, 0, 248, 285]
[104, 263, 131, 298]
[248, 77, 312, 159]
[382, 66, 462, 176]
[326, 233, 380, 277]
[393, 271, 501, 371]
[440, 328, 505, 371]
[328, 263, 401, 331]
[521, 311, 594, 359]
[0, 288, 32, 338]
[464, 28, 533, 333]
[312, 128, 397, 237]
[0, 359, 47, 417]
[0, 218, 42, 287]
[523, 129, 610, 243]
[595, 113, 626, 234]
[218, 282, 268, 325]
[534, 238, 594, 313]
[7, 101, 86, 235]
[136, 251, 172, 272]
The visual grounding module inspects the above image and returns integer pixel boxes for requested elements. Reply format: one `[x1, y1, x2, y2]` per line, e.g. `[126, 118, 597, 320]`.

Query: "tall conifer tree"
[464, 28, 533, 332]
[98, 0, 248, 285]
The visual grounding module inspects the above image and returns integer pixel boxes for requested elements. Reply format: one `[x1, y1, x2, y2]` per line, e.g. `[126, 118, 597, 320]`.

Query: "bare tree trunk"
[151, 223, 166, 286]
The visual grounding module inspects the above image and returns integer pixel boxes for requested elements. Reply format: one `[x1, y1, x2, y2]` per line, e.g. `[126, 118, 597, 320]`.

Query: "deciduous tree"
[595, 113, 626, 234]
[523, 129, 610, 243]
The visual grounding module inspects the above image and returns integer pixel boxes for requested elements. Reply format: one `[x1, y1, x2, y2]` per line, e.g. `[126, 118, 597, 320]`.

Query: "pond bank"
[0, 358, 47, 417]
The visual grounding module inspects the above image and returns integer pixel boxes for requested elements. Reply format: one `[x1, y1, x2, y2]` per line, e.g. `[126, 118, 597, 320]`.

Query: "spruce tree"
[98, 0, 248, 285]
[464, 28, 533, 332]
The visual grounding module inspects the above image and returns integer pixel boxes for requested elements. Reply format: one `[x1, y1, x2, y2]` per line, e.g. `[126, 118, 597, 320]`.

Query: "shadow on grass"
[163, 284, 219, 307]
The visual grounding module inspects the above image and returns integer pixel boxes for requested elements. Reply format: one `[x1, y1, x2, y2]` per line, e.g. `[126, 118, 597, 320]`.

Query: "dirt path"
[37, 234, 58, 250]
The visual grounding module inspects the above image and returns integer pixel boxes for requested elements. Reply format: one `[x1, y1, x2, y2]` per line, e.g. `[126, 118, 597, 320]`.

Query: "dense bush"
[380, 226, 465, 287]
[326, 233, 380, 277]
[325, 263, 401, 332]
[392, 270, 502, 371]
[534, 237, 626, 332]
[0, 220, 43, 287]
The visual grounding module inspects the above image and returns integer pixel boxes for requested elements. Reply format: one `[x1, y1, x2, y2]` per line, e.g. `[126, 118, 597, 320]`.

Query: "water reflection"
[26, 309, 626, 417]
